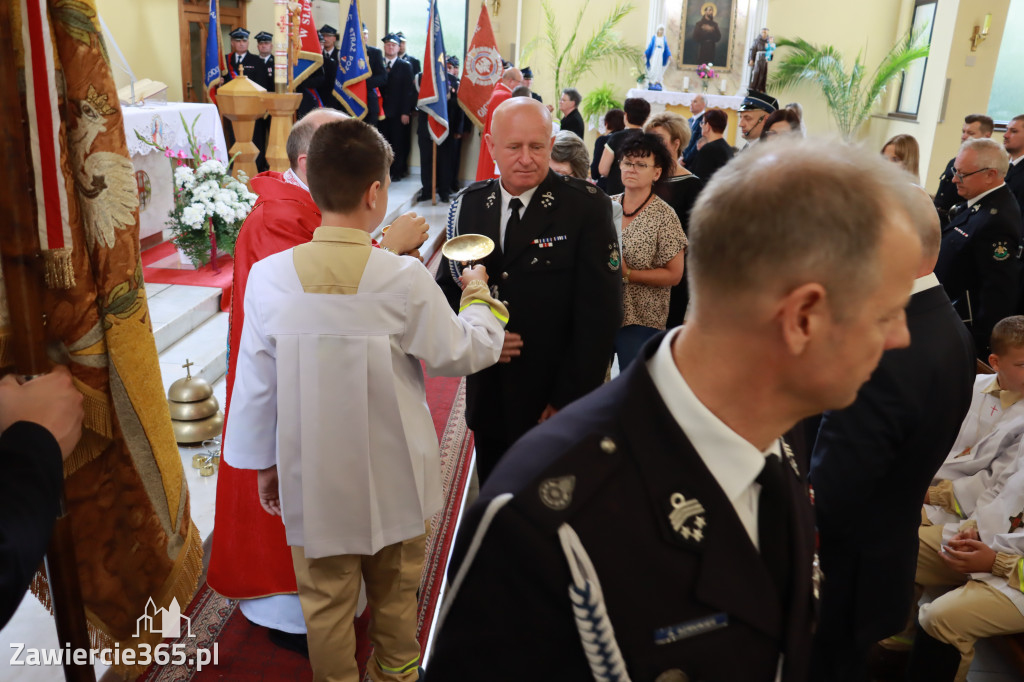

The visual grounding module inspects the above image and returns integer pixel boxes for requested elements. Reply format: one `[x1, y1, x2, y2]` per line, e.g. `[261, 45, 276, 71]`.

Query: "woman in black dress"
[590, 109, 624, 192]
[644, 111, 704, 327]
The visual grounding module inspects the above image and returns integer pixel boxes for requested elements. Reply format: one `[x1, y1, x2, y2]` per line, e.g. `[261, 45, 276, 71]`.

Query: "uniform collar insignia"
[485, 190, 497, 209]
[668, 492, 706, 543]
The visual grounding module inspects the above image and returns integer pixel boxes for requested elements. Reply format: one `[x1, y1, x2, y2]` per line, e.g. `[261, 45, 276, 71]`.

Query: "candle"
[983, 13, 992, 33]
[683, 76, 690, 90]
[719, 77, 727, 93]
[273, 0, 288, 90]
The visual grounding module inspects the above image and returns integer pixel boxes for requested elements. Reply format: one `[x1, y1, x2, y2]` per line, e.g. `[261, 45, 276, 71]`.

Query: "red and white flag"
[19, 0, 73, 288]
[458, 2, 502, 129]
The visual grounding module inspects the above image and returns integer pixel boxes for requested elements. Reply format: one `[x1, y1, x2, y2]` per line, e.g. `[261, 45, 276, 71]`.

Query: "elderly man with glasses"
[935, 137, 1023, 357]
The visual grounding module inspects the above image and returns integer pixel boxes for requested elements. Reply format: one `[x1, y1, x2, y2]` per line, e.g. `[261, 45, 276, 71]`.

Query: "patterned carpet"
[140, 373, 474, 681]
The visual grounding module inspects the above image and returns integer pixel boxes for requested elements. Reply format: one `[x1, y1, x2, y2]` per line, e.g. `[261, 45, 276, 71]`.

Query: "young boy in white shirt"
[224, 118, 507, 682]
[924, 315, 1024, 525]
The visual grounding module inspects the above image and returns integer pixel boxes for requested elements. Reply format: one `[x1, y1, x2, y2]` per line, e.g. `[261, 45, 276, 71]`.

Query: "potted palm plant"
[769, 29, 930, 140]
[521, 0, 643, 121]
[581, 83, 623, 133]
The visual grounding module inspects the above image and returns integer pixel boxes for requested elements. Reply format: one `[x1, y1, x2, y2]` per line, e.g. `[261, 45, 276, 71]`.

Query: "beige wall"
[97, 0, 183, 101]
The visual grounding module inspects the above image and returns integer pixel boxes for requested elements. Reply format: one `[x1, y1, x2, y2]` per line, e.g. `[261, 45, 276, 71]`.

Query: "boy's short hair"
[990, 316, 1024, 356]
[307, 119, 394, 213]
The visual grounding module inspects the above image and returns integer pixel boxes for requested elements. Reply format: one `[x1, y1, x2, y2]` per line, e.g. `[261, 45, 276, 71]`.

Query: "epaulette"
[558, 174, 603, 197]
[511, 431, 625, 531]
[456, 178, 497, 198]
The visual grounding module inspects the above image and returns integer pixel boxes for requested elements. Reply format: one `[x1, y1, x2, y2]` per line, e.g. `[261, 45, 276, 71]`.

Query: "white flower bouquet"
[135, 115, 257, 267]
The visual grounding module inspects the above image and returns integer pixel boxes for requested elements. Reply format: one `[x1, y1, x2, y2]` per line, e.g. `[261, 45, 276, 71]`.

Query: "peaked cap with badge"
[934, 183, 1023, 357]
[738, 89, 779, 114]
[434, 170, 623, 480]
[254, 30, 273, 43]
[426, 334, 817, 682]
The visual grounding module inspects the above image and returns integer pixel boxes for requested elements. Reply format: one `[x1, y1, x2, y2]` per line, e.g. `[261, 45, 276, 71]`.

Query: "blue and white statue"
[645, 25, 671, 90]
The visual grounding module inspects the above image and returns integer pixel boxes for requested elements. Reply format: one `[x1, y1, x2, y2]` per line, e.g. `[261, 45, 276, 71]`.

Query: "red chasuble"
[207, 171, 321, 598]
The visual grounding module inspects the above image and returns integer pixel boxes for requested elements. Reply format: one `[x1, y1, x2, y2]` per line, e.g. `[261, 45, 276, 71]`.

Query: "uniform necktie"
[504, 197, 523, 252]
[387, 61, 392, 73]
[757, 453, 792, 608]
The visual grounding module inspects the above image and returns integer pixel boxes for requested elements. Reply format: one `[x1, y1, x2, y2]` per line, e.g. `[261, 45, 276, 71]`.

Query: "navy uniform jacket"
[683, 112, 704, 165]
[364, 46, 387, 123]
[934, 184, 1023, 356]
[401, 53, 421, 76]
[1, 423, 63, 629]
[1007, 160, 1024, 219]
[318, 48, 341, 109]
[808, 283, 974, 674]
[382, 58, 415, 119]
[426, 336, 817, 682]
[435, 171, 622, 445]
[250, 55, 275, 91]
[222, 51, 263, 83]
[933, 157, 959, 226]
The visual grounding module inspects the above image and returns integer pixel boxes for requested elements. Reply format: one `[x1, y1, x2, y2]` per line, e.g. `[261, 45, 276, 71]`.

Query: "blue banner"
[416, 0, 449, 144]
[203, 0, 222, 101]
[333, 0, 371, 119]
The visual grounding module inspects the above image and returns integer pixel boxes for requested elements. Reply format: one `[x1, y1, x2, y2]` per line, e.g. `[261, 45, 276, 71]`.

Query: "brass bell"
[168, 359, 224, 445]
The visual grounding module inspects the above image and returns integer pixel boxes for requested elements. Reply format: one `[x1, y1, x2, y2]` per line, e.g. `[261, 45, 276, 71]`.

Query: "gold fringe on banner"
[29, 519, 205, 678]
[0, 329, 9, 368]
[42, 247, 75, 290]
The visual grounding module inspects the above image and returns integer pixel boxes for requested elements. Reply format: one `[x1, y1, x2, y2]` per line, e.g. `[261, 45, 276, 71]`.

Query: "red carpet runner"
[141, 240, 234, 312]
[140, 372, 473, 682]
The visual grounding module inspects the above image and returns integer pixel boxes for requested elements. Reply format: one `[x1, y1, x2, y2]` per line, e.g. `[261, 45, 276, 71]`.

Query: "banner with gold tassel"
[8, 0, 204, 675]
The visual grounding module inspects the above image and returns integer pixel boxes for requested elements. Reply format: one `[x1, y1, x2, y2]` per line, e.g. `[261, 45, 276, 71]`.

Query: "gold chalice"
[442, 234, 495, 266]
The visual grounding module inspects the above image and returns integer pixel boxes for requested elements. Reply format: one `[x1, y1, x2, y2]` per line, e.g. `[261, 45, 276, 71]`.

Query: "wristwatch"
[622, 265, 631, 283]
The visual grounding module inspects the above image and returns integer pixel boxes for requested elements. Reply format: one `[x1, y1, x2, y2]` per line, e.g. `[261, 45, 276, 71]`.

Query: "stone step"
[158, 311, 229, 396]
[147, 282, 222, 353]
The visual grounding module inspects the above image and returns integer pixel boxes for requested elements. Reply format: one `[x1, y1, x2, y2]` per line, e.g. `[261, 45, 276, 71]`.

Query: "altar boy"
[224, 118, 508, 682]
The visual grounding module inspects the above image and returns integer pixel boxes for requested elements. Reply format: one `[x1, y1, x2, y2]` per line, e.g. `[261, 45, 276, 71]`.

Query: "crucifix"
[182, 358, 195, 380]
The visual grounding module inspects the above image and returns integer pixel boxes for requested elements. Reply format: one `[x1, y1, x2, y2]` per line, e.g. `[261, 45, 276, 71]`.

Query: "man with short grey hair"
[683, 93, 706, 164]
[426, 137, 923, 681]
[935, 114, 994, 225]
[935, 137, 1022, 357]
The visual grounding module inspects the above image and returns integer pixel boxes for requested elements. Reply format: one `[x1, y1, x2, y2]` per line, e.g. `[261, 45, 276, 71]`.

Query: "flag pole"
[432, 141, 438, 206]
[0, 5, 94, 680]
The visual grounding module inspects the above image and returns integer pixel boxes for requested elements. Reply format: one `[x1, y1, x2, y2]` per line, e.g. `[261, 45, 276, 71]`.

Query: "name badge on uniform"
[654, 613, 728, 645]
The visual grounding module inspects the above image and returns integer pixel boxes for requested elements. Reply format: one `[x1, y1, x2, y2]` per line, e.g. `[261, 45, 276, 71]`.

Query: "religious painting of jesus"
[679, 0, 736, 70]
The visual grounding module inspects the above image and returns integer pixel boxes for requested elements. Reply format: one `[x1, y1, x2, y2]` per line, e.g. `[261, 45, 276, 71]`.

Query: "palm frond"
[769, 30, 928, 139]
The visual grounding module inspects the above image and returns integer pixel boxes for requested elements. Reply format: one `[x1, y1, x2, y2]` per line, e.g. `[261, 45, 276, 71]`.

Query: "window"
[988, 0, 1024, 123]
[386, 0, 468, 75]
[895, 0, 936, 117]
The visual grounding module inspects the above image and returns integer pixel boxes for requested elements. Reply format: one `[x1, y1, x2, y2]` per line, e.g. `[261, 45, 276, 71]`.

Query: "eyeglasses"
[620, 160, 652, 171]
[952, 167, 992, 181]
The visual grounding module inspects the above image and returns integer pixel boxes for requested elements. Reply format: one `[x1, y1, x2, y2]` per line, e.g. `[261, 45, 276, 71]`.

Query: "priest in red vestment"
[474, 68, 522, 181]
[207, 109, 428, 651]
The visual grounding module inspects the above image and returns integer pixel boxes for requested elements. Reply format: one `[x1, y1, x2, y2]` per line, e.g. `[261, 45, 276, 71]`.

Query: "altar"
[122, 102, 228, 241]
[627, 89, 745, 146]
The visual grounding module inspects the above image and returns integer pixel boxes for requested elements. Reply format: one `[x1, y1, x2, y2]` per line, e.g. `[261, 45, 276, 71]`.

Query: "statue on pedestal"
[748, 27, 774, 93]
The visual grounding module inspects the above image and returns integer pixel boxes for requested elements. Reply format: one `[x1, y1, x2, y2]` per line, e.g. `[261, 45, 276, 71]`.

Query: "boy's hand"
[940, 538, 996, 574]
[257, 465, 282, 517]
[952, 527, 980, 543]
[460, 264, 488, 287]
[381, 212, 428, 255]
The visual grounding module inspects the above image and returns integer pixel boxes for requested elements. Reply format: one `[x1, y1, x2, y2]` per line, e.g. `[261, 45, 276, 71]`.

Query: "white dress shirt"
[647, 328, 782, 549]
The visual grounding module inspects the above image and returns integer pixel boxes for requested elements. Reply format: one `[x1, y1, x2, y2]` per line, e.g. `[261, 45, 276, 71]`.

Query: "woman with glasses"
[644, 111, 705, 327]
[613, 134, 687, 369]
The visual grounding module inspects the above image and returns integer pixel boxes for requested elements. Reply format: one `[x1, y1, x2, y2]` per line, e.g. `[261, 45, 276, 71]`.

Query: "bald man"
[427, 137, 925, 682]
[475, 67, 524, 180]
[809, 187, 975, 681]
[436, 97, 622, 483]
[208, 108, 428, 650]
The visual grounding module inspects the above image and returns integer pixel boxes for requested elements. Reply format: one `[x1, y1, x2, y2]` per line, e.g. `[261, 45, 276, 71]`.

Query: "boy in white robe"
[924, 315, 1024, 525]
[224, 118, 507, 682]
[908, 450, 1024, 681]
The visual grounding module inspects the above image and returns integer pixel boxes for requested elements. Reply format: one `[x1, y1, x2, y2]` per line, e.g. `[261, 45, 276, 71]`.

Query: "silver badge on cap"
[539, 475, 576, 510]
[669, 492, 706, 542]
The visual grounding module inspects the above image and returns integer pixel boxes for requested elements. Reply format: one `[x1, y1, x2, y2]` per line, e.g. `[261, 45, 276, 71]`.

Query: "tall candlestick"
[273, 0, 289, 92]
[683, 76, 690, 90]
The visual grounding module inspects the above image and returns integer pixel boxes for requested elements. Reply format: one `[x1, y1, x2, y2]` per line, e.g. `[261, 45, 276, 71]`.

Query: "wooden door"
[178, 0, 246, 103]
